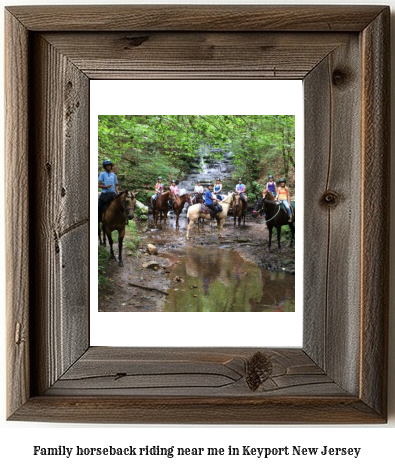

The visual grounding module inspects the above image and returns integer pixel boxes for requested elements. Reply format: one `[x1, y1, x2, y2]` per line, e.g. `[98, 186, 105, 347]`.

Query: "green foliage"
[98, 246, 110, 289]
[98, 115, 295, 202]
[123, 221, 141, 254]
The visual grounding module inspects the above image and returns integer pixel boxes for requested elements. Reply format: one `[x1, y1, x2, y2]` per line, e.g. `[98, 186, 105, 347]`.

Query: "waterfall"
[178, 151, 236, 194]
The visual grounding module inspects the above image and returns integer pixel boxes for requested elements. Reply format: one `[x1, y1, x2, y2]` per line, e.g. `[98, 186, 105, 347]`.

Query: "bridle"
[122, 191, 135, 220]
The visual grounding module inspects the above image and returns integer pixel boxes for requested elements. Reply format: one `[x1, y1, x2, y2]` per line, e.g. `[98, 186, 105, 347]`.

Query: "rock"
[147, 244, 158, 255]
[282, 259, 294, 266]
[142, 261, 160, 270]
[135, 200, 148, 214]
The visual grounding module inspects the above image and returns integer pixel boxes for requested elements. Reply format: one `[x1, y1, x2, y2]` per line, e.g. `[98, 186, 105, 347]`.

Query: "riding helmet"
[158, 176, 162, 180]
[279, 178, 286, 183]
[268, 174, 273, 179]
[238, 177, 242, 181]
[102, 159, 113, 169]
[171, 180, 176, 183]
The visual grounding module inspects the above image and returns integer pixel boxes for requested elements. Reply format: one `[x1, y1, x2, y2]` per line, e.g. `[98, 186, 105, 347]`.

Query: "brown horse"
[99, 191, 138, 267]
[232, 193, 247, 228]
[253, 191, 294, 251]
[173, 193, 192, 228]
[152, 191, 171, 227]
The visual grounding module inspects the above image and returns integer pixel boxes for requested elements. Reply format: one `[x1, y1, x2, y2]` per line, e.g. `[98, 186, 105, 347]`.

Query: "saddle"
[280, 201, 295, 217]
[100, 192, 115, 214]
[200, 203, 213, 215]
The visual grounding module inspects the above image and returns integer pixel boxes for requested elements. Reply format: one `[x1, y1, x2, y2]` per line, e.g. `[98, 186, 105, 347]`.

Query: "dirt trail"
[98, 214, 295, 312]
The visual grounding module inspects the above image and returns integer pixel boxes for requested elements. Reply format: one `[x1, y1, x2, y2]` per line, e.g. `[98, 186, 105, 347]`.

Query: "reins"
[264, 202, 281, 223]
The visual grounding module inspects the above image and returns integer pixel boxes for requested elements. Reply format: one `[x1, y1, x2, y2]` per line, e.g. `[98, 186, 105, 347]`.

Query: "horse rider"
[266, 174, 277, 197]
[213, 178, 223, 201]
[235, 177, 248, 205]
[151, 176, 163, 208]
[204, 183, 218, 219]
[277, 178, 292, 222]
[169, 180, 179, 209]
[98, 159, 118, 218]
[192, 180, 204, 203]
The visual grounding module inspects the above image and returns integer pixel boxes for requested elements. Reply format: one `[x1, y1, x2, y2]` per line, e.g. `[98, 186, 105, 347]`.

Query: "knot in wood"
[321, 190, 340, 207]
[246, 351, 273, 391]
[332, 68, 348, 87]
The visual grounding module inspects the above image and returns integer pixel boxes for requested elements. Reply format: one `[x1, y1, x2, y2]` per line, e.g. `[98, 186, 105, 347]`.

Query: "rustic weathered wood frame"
[5, 5, 389, 423]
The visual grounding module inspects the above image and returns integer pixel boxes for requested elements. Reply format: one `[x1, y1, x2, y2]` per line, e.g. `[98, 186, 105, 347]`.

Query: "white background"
[90, 80, 304, 347]
[1, 0, 394, 469]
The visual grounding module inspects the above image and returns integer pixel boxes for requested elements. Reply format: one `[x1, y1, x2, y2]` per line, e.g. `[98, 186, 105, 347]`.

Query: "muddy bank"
[98, 214, 295, 312]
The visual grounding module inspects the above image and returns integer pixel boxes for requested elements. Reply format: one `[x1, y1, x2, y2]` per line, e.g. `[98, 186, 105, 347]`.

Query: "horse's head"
[264, 190, 275, 201]
[252, 198, 264, 219]
[233, 193, 241, 210]
[184, 193, 192, 205]
[124, 191, 138, 220]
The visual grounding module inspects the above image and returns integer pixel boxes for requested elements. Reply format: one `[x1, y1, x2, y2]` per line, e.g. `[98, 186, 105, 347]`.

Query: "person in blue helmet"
[98, 159, 118, 218]
[204, 183, 218, 219]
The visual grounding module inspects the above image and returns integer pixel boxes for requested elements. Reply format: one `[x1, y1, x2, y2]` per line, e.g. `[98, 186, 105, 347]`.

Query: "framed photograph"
[5, 5, 389, 423]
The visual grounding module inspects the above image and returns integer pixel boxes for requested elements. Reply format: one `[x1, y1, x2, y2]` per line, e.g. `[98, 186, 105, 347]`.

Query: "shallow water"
[161, 245, 294, 313]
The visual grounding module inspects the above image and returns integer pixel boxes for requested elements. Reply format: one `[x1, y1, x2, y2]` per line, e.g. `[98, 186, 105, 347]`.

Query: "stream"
[139, 216, 295, 312]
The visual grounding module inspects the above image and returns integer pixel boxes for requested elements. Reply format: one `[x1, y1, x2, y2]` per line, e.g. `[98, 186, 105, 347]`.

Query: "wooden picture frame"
[5, 5, 389, 423]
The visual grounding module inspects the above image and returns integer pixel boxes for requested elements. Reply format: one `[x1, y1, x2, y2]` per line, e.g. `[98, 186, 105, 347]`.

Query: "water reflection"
[162, 246, 294, 312]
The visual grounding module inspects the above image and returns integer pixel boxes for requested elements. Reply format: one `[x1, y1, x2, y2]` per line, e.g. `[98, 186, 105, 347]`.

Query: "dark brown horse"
[173, 193, 192, 228]
[232, 193, 247, 228]
[99, 191, 138, 267]
[254, 191, 294, 251]
[152, 191, 171, 227]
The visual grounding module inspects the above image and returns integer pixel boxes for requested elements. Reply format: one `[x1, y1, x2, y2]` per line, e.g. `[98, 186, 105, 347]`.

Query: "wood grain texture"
[6, 5, 386, 32]
[5, 10, 30, 418]
[42, 32, 351, 80]
[46, 347, 345, 397]
[5, 5, 389, 424]
[29, 34, 90, 395]
[9, 396, 383, 425]
[304, 36, 362, 395]
[360, 9, 390, 417]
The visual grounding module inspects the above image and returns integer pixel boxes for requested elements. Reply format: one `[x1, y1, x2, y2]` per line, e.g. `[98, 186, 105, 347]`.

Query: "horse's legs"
[153, 210, 158, 228]
[289, 223, 295, 247]
[98, 222, 102, 245]
[277, 225, 282, 251]
[268, 226, 273, 251]
[217, 217, 225, 238]
[101, 223, 107, 246]
[186, 217, 195, 240]
[118, 228, 125, 267]
[107, 230, 116, 260]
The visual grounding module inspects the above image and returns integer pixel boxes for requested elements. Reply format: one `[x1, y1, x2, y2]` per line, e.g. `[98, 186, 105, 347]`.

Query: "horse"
[186, 192, 233, 240]
[173, 193, 192, 228]
[99, 190, 138, 267]
[152, 191, 171, 227]
[254, 191, 294, 251]
[232, 193, 247, 228]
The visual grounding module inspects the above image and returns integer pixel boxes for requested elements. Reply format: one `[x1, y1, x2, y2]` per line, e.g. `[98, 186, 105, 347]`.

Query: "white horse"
[186, 192, 234, 240]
